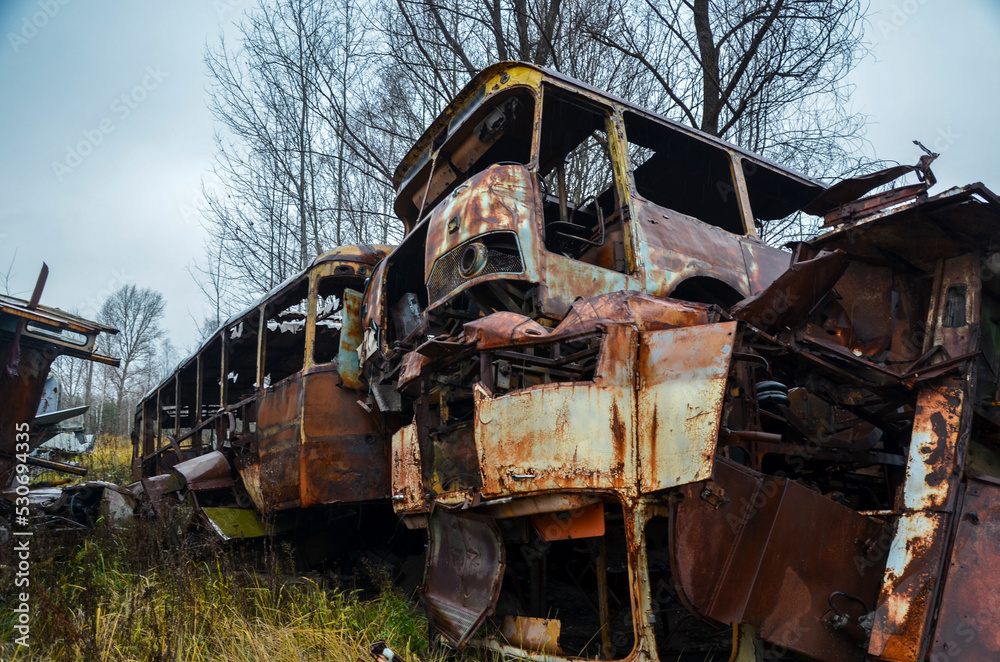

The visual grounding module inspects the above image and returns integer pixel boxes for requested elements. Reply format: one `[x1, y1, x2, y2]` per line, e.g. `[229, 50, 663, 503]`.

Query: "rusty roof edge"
[310, 243, 393, 268]
[391, 61, 826, 193]
[812, 182, 1000, 244]
[0, 293, 118, 335]
[137, 244, 389, 408]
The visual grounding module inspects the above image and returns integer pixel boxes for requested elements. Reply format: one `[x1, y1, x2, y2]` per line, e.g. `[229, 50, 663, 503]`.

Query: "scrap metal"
[0, 264, 118, 486]
[361, 62, 1000, 661]
[125, 61, 1000, 662]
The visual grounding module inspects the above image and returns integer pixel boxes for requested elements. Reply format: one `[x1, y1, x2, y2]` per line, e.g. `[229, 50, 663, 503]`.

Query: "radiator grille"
[427, 232, 524, 305]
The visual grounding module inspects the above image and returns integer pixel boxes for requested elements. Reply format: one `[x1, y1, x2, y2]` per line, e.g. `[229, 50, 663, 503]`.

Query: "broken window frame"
[258, 276, 310, 389]
[620, 109, 754, 237]
[536, 86, 632, 275]
[395, 85, 540, 227]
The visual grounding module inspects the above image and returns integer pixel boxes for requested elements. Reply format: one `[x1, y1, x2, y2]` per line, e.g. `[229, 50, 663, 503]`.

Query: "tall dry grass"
[33, 435, 134, 486]
[3, 437, 491, 662]
[0, 515, 488, 662]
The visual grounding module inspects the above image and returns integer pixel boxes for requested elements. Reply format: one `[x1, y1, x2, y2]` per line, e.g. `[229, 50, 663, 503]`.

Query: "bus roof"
[392, 61, 825, 195]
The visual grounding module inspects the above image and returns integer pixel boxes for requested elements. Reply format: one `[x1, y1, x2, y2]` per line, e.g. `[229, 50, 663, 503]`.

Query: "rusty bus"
[128, 61, 1000, 661]
[129, 245, 427, 566]
[357, 62, 1000, 661]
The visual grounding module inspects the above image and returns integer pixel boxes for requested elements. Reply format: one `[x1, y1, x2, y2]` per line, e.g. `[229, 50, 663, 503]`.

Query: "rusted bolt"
[826, 613, 849, 630]
[500, 72, 510, 83]
[968, 511, 980, 525]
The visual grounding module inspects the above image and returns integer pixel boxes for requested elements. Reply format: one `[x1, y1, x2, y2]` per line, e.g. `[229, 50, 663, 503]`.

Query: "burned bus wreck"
[1, 264, 119, 485]
[130, 245, 424, 566]
[357, 62, 1000, 661]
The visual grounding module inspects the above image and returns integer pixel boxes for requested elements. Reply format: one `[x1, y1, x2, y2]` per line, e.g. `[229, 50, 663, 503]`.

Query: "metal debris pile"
[7, 63, 1000, 662]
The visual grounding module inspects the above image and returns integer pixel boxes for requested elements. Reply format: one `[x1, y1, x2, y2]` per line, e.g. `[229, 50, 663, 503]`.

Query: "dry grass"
[0, 519, 483, 662]
[4, 437, 490, 662]
[33, 435, 134, 486]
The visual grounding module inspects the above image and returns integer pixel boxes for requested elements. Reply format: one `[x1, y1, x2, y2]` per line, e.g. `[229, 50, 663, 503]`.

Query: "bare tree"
[202, 0, 325, 301]
[589, 0, 874, 243]
[0, 251, 23, 297]
[198, 0, 405, 313]
[97, 285, 166, 436]
[197, 0, 877, 314]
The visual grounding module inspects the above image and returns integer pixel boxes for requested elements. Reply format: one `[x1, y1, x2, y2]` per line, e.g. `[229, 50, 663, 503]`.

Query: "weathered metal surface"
[537, 252, 640, 319]
[633, 202, 754, 300]
[803, 163, 928, 218]
[730, 250, 848, 332]
[0, 292, 118, 361]
[337, 288, 365, 389]
[731, 624, 765, 662]
[422, 165, 538, 285]
[169, 450, 234, 491]
[531, 501, 604, 541]
[462, 311, 549, 348]
[300, 368, 388, 506]
[311, 243, 392, 270]
[480, 492, 601, 520]
[637, 322, 735, 491]
[866, 249, 981, 661]
[502, 616, 563, 655]
[674, 459, 888, 662]
[868, 511, 950, 661]
[0, 280, 118, 485]
[415, 162, 642, 320]
[0, 346, 55, 471]
[559, 290, 716, 332]
[255, 376, 304, 510]
[422, 510, 505, 649]
[740, 239, 793, 295]
[201, 507, 268, 540]
[899, 380, 965, 512]
[474, 324, 637, 497]
[928, 476, 1000, 661]
[391, 422, 423, 513]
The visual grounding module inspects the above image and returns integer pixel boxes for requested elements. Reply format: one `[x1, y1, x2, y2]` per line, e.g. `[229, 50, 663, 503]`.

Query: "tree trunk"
[693, 0, 721, 136]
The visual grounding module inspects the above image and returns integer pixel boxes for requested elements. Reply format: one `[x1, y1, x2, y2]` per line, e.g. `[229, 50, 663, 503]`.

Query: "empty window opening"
[539, 89, 625, 271]
[398, 88, 536, 225]
[624, 111, 744, 235]
[313, 276, 346, 365]
[261, 279, 309, 387]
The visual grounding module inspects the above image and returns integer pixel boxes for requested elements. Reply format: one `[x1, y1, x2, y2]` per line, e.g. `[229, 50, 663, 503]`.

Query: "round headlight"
[459, 242, 489, 278]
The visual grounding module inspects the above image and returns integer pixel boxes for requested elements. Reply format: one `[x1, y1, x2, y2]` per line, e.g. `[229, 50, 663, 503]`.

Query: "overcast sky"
[1, 0, 998, 355]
